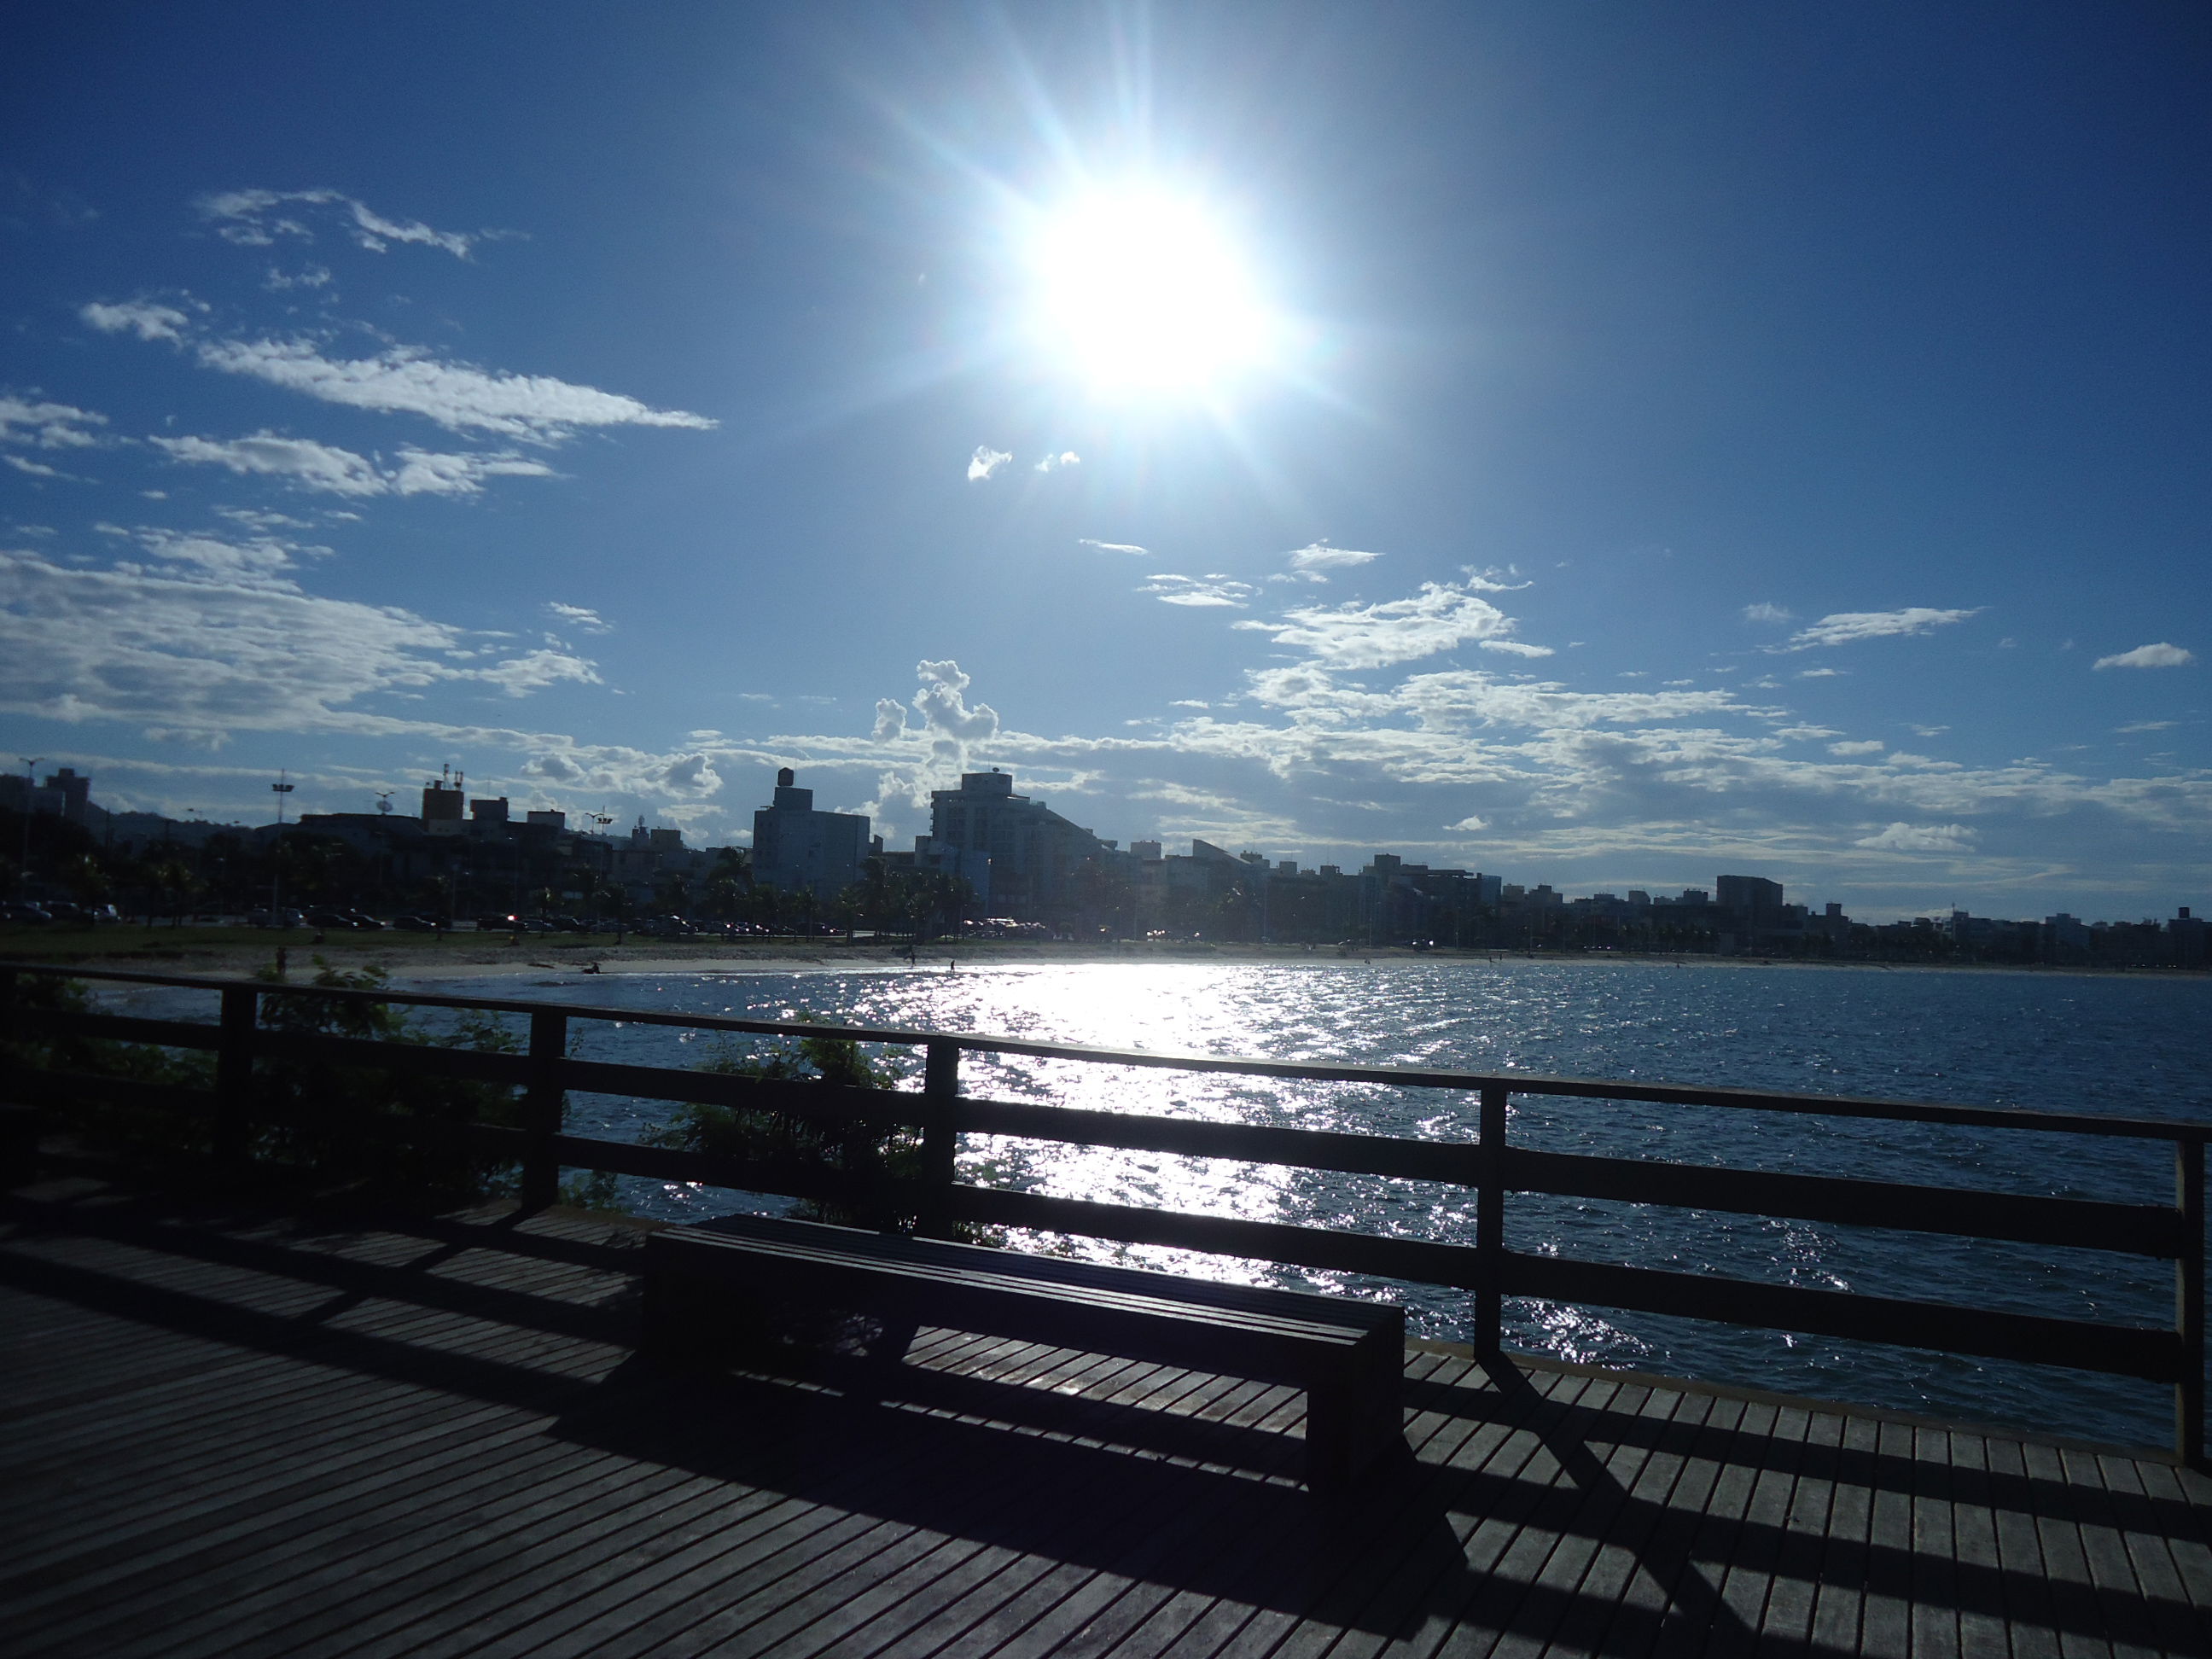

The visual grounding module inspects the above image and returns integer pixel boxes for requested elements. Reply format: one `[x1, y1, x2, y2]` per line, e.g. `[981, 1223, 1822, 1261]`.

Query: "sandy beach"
[0, 924, 2192, 983]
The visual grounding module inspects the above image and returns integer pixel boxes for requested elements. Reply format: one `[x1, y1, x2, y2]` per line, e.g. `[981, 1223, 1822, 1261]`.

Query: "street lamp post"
[270, 773, 295, 924]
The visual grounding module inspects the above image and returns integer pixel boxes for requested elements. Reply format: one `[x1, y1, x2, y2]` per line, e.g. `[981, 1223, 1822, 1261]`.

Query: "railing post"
[919, 1039, 960, 1237]
[2179, 1135, 2204, 1469]
[1476, 1084, 1507, 1357]
[213, 986, 257, 1163]
[520, 1010, 568, 1211]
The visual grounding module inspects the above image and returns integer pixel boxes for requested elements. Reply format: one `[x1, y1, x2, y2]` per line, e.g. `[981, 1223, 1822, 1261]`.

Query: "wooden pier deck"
[4, 1181, 2209, 1658]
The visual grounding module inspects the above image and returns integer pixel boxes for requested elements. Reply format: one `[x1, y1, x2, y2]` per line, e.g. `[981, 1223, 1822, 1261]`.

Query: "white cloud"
[152, 432, 386, 497]
[911, 658, 1000, 743]
[197, 189, 489, 259]
[1447, 815, 1488, 832]
[1033, 451, 1080, 472]
[1144, 573, 1256, 608]
[1743, 602, 1793, 624]
[263, 265, 333, 292]
[124, 527, 312, 580]
[1828, 740, 1885, 756]
[149, 430, 557, 498]
[2093, 642, 2195, 671]
[1797, 667, 1844, 678]
[1284, 541, 1382, 583]
[1784, 607, 1982, 649]
[387, 446, 557, 495]
[2116, 720, 2177, 734]
[657, 753, 724, 795]
[79, 300, 191, 341]
[474, 649, 602, 697]
[0, 395, 107, 450]
[967, 445, 1012, 481]
[1235, 578, 1520, 668]
[545, 602, 611, 634]
[3, 456, 62, 479]
[191, 336, 714, 440]
[1854, 822, 1977, 853]
[1480, 639, 1556, 659]
[1079, 538, 1149, 556]
[0, 541, 599, 739]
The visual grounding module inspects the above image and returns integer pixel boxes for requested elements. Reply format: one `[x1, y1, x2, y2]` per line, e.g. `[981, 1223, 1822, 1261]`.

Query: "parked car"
[341, 910, 385, 931]
[305, 910, 360, 930]
[392, 914, 442, 933]
[247, 908, 306, 928]
[547, 915, 588, 933]
[0, 901, 51, 924]
[474, 913, 522, 932]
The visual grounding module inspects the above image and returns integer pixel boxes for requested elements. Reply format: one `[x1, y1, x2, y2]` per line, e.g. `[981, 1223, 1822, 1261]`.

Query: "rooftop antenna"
[375, 790, 394, 816]
[585, 807, 614, 827]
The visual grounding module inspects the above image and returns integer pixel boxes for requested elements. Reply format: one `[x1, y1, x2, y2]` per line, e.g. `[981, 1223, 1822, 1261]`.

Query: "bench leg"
[1304, 1342, 1404, 1494]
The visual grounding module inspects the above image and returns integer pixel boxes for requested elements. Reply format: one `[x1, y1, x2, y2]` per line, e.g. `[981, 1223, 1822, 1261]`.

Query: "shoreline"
[3, 928, 2203, 985]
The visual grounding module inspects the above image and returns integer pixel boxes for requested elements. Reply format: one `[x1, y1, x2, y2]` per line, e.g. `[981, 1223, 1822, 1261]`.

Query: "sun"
[1026, 184, 1283, 397]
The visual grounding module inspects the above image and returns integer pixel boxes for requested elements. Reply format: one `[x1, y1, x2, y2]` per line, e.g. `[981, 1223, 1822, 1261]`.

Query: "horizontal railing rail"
[0, 959, 2202, 1464]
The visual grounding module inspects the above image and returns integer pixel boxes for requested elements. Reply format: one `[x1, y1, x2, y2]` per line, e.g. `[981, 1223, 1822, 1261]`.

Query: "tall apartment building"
[917, 770, 1114, 921]
[751, 768, 870, 901]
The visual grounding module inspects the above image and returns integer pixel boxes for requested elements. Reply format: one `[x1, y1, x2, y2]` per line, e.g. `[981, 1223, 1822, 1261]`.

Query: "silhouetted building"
[752, 768, 870, 902]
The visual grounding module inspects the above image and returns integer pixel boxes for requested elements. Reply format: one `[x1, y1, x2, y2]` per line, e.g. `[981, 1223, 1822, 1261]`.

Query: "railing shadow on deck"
[5, 1184, 2208, 1658]
[2, 958, 2206, 1470]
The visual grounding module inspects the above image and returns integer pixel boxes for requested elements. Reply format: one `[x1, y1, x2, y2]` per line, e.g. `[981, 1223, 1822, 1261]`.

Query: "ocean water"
[108, 957, 2212, 1448]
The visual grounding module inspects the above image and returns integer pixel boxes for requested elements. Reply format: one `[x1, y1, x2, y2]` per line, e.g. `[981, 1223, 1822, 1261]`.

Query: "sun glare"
[1027, 186, 1282, 396]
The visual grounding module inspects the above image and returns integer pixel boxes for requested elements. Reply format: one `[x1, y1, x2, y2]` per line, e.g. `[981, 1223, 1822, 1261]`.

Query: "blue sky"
[2, 1, 2205, 921]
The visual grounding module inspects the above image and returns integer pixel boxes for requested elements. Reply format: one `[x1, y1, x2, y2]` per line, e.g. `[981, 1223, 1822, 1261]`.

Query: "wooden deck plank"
[2018, 1438, 2116, 1659]
[1944, 1429, 2012, 1659]
[1711, 1399, 1816, 1641]
[413, 1336, 1220, 1659]
[1466, 1379, 1674, 1659]
[1908, 1421, 1963, 1659]
[10, 1190, 2212, 1659]
[2093, 1451, 2212, 1656]
[1053, 1352, 1497, 1659]
[1343, 1371, 1620, 1659]
[1535, 1385, 1720, 1659]
[940, 1357, 1458, 1659]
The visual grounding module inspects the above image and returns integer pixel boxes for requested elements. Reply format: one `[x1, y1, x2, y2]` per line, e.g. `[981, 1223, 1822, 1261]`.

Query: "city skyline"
[3, 3, 2206, 925]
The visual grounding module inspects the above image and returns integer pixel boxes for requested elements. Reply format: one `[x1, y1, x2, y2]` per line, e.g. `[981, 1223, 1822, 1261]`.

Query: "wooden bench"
[641, 1214, 1406, 1493]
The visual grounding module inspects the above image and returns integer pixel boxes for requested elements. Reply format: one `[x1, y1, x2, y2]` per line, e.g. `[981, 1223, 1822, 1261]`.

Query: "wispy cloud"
[966, 445, 1011, 481]
[197, 189, 492, 259]
[1078, 538, 1148, 556]
[79, 300, 192, 341]
[1235, 578, 1523, 668]
[152, 433, 384, 496]
[1033, 451, 1080, 472]
[152, 431, 558, 497]
[0, 542, 598, 742]
[1855, 822, 1976, 852]
[546, 602, 612, 634]
[1783, 607, 1982, 649]
[1828, 739, 1885, 756]
[1284, 540, 1382, 583]
[1144, 573, 1256, 608]
[0, 394, 107, 450]
[1743, 602, 1793, 624]
[2093, 642, 2195, 671]
[190, 336, 713, 440]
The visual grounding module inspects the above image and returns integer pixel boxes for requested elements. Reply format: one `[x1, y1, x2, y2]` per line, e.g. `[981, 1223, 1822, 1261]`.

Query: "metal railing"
[2, 960, 2203, 1463]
